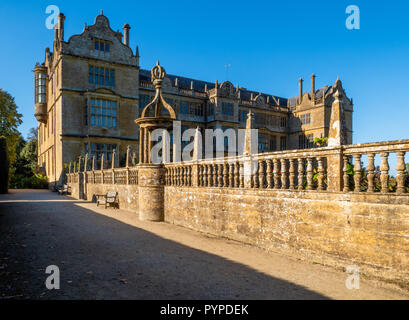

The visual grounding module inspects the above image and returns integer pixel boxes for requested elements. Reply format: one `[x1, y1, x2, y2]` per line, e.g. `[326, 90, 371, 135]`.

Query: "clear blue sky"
[0, 0, 408, 143]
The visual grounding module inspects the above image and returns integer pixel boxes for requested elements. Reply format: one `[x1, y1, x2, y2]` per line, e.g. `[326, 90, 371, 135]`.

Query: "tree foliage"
[0, 136, 8, 193]
[0, 89, 22, 182]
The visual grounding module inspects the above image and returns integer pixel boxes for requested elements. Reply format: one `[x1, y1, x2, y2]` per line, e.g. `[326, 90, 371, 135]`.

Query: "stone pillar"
[326, 90, 346, 192]
[327, 149, 344, 192]
[138, 164, 166, 221]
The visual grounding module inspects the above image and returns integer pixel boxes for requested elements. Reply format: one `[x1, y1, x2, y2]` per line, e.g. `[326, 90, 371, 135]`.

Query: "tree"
[0, 89, 23, 182]
[0, 136, 8, 193]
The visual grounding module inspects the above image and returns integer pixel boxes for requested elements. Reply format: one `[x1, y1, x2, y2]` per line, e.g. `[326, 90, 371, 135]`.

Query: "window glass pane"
[100, 42, 104, 51]
[94, 41, 99, 50]
[105, 43, 109, 52]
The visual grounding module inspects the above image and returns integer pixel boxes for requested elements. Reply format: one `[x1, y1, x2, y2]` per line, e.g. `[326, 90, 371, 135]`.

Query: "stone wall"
[85, 183, 139, 213]
[66, 138, 409, 287]
[164, 186, 409, 286]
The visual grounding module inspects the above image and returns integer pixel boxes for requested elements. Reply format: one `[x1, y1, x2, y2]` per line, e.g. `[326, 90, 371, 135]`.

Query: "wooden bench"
[57, 184, 70, 195]
[95, 191, 119, 209]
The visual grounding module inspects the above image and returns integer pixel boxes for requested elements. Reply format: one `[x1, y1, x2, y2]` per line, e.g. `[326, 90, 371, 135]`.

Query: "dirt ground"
[0, 189, 408, 300]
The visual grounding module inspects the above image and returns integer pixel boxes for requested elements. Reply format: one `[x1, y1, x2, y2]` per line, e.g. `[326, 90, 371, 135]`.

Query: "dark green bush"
[0, 136, 9, 193]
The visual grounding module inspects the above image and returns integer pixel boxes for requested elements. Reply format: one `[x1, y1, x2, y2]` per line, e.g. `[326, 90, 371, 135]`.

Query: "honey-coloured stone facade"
[35, 12, 353, 188]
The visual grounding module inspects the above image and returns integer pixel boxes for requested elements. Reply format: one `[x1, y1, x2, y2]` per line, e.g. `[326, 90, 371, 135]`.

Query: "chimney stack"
[311, 74, 316, 101]
[298, 78, 303, 104]
[123, 24, 130, 46]
[58, 13, 65, 41]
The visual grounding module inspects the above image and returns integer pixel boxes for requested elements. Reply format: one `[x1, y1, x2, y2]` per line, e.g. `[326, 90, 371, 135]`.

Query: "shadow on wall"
[0, 190, 328, 300]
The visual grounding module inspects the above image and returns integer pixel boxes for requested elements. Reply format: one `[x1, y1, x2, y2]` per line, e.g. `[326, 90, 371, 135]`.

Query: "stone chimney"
[311, 74, 316, 102]
[123, 24, 130, 46]
[298, 78, 303, 104]
[58, 13, 65, 41]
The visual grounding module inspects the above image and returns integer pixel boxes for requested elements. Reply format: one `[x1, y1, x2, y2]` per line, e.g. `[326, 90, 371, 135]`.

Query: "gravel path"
[0, 189, 407, 300]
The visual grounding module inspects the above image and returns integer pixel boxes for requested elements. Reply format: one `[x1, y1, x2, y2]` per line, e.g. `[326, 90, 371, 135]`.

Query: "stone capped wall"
[164, 186, 409, 286]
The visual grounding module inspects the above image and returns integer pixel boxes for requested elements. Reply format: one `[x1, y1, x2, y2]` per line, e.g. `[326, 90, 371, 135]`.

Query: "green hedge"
[0, 136, 8, 193]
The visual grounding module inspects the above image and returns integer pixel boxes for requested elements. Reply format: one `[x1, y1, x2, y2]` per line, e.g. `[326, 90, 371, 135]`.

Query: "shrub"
[0, 136, 8, 193]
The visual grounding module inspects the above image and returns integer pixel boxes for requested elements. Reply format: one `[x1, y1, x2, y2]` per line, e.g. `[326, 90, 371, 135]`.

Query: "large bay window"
[35, 72, 47, 103]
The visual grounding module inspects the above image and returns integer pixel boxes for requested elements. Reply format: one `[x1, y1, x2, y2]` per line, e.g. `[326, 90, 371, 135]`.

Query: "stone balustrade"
[66, 140, 409, 195]
[343, 140, 409, 194]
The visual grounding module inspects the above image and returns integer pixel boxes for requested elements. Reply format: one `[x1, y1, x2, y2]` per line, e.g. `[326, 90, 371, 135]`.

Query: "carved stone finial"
[100, 9, 103, 15]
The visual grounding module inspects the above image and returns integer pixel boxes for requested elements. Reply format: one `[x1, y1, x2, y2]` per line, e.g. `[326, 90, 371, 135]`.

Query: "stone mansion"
[34, 12, 353, 185]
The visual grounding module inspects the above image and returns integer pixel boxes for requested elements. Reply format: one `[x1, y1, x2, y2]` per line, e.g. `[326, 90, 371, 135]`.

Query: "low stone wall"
[164, 186, 409, 286]
[85, 183, 139, 213]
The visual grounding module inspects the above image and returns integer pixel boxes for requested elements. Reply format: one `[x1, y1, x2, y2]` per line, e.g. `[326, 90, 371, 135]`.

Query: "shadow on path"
[0, 190, 328, 300]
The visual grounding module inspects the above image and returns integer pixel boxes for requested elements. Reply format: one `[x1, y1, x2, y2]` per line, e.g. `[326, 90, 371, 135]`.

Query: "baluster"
[218, 164, 224, 187]
[209, 165, 213, 187]
[273, 158, 280, 189]
[229, 163, 234, 187]
[239, 162, 244, 188]
[188, 166, 192, 186]
[185, 167, 189, 186]
[252, 163, 258, 188]
[289, 159, 295, 190]
[203, 165, 208, 187]
[354, 154, 362, 192]
[235, 162, 240, 188]
[201, 165, 206, 186]
[213, 164, 218, 187]
[208, 164, 212, 186]
[367, 153, 375, 192]
[258, 160, 265, 188]
[281, 159, 288, 189]
[380, 153, 389, 193]
[317, 157, 325, 191]
[343, 155, 350, 192]
[176, 167, 180, 186]
[223, 163, 229, 187]
[298, 158, 305, 190]
[202, 165, 206, 186]
[198, 165, 203, 187]
[396, 151, 406, 194]
[306, 157, 313, 190]
[267, 160, 273, 189]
